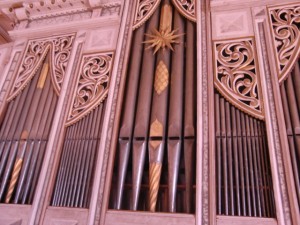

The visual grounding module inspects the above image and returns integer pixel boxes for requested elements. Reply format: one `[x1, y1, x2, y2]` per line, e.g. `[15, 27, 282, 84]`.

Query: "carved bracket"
[171, 0, 196, 22]
[7, 34, 75, 101]
[268, 3, 300, 83]
[213, 38, 264, 120]
[133, 0, 161, 30]
[66, 52, 114, 126]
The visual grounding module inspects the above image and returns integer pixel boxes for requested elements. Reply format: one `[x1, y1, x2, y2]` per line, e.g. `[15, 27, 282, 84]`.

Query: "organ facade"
[0, 0, 299, 225]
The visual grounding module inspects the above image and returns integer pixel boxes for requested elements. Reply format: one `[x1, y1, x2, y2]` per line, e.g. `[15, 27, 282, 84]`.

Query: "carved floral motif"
[269, 4, 300, 83]
[214, 39, 264, 120]
[8, 34, 75, 101]
[66, 52, 114, 126]
[171, 0, 196, 22]
[133, 0, 161, 30]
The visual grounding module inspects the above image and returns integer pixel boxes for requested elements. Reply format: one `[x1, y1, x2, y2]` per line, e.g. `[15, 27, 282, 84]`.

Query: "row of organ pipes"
[0, 58, 58, 204]
[280, 59, 300, 210]
[51, 103, 106, 208]
[215, 92, 276, 217]
[110, 0, 197, 213]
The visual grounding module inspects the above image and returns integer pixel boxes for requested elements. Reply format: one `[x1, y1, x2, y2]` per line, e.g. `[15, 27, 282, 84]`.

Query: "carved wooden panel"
[211, 9, 253, 40]
[268, 3, 300, 83]
[171, 0, 196, 22]
[7, 34, 75, 101]
[133, 0, 161, 30]
[213, 38, 264, 120]
[66, 52, 114, 126]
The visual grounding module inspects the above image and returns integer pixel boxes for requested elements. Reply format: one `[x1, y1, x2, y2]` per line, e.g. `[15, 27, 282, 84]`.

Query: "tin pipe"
[231, 105, 240, 216]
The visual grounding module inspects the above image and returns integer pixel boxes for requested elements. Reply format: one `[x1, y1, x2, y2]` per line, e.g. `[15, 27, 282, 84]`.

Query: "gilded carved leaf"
[7, 34, 75, 101]
[66, 53, 114, 126]
[214, 39, 264, 120]
[171, 0, 196, 22]
[269, 4, 300, 83]
[133, 0, 161, 30]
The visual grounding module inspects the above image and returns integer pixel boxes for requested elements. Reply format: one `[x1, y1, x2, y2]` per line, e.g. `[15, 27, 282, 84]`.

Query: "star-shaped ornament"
[143, 27, 184, 54]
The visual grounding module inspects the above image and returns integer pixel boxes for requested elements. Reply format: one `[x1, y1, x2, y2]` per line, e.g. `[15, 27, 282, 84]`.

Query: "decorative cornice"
[66, 52, 114, 126]
[268, 3, 300, 83]
[0, 0, 122, 30]
[213, 38, 264, 120]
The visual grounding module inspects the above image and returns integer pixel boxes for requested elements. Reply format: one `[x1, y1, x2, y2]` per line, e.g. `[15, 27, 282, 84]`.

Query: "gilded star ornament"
[143, 28, 184, 54]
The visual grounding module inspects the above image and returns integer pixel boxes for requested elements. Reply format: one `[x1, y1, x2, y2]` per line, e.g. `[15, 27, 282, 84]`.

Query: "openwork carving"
[50, 35, 74, 94]
[133, 0, 161, 30]
[66, 52, 114, 126]
[214, 39, 264, 120]
[7, 34, 75, 101]
[171, 0, 196, 22]
[269, 4, 300, 83]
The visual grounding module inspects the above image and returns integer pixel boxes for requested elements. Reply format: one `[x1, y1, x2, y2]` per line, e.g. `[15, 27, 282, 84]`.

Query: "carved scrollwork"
[7, 41, 50, 101]
[66, 52, 114, 126]
[269, 4, 300, 83]
[171, 0, 196, 22]
[50, 35, 74, 94]
[7, 34, 75, 101]
[133, 0, 161, 30]
[214, 39, 264, 120]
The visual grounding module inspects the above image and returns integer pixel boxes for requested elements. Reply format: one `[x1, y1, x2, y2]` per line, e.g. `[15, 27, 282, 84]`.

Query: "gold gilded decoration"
[5, 130, 28, 203]
[8, 34, 74, 101]
[214, 39, 264, 120]
[37, 62, 49, 89]
[171, 0, 196, 22]
[154, 60, 169, 95]
[133, 0, 161, 30]
[149, 119, 163, 149]
[5, 158, 23, 203]
[160, 4, 173, 31]
[66, 52, 114, 126]
[149, 162, 162, 212]
[144, 4, 183, 54]
[269, 4, 300, 83]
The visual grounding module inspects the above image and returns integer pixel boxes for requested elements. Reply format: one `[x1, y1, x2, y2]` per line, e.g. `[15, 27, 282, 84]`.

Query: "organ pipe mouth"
[21, 130, 29, 140]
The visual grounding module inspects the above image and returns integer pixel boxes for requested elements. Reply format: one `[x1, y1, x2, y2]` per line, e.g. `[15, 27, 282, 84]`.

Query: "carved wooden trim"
[171, 0, 196, 22]
[66, 52, 114, 126]
[213, 38, 264, 120]
[132, 0, 161, 30]
[268, 3, 300, 83]
[7, 34, 75, 101]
